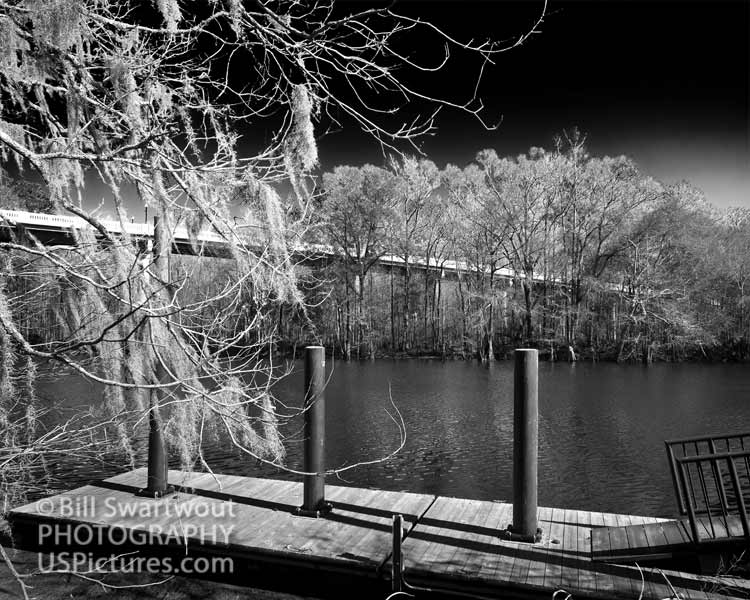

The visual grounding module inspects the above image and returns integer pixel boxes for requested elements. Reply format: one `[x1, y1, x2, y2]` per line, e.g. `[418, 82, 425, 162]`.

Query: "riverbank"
[278, 340, 750, 364]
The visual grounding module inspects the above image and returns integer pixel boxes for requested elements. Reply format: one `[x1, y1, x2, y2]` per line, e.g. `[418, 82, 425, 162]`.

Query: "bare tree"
[0, 0, 548, 495]
[319, 164, 395, 359]
[477, 148, 565, 343]
[390, 156, 440, 352]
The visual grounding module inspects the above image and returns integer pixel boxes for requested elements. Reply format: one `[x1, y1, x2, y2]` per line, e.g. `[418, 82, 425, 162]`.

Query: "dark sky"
[316, 0, 749, 208]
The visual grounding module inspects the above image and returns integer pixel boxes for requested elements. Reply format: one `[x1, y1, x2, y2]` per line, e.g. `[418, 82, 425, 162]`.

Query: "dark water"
[35, 360, 750, 518]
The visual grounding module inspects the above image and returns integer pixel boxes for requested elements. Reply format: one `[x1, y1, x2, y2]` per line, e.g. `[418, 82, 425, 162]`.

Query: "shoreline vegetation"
[5, 136, 750, 369]
[275, 339, 750, 364]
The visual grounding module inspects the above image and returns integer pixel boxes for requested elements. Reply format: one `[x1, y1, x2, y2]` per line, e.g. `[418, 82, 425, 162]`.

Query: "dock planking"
[592, 513, 750, 564]
[7, 468, 750, 600]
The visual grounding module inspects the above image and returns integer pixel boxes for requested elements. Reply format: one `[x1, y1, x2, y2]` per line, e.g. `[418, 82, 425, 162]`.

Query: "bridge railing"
[0, 208, 227, 245]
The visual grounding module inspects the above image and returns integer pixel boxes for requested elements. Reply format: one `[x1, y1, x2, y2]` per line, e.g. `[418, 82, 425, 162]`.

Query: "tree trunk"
[390, 266, 396, 353]
[523, 280, 533, 343]
[402, 262, 411, 352]
[344, 295, 351, 361]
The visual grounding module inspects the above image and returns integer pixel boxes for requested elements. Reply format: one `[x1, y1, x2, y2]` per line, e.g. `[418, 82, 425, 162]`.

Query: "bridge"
[0, 208, 530, 282]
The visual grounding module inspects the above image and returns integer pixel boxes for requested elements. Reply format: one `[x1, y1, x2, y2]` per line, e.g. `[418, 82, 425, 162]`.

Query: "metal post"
[665, 442, 687, 514]
[708, 438, 729, 514]
[144, 397, 169, 495]
[138, 216, 173, 498]
[512, 348, 539, 541]
[678, 460, 701, 543]
[298, 346, 330, 516]
[727, 456, 750, 537]
[392, 514, 404, 592]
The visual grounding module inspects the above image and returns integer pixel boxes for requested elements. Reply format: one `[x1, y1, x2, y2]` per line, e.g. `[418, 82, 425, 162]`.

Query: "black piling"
[138, 216, 173, 498]
[511, 348, 540, 542]
[298, 345, 330, 516]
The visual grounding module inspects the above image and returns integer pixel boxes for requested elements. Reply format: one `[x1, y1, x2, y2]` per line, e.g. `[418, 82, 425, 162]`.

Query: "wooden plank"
[577, 522, 599, 596]
[607, 523, 631, 555]
[403, 496, 474, 575]
[423, 498, 479, 574]
[624, 523, 650, 555]
[452, 499, 505, 582]
[542, 507, 566, 590]
[589, 510, 606, 529]
[283, 486, 360, 557]
[591, 526, 612, 557]
[629, 513, 671, 525]
[104, 467, 147, 487]
[611, 513, 638, 599]
[505, 504, 538, 589]
[558, 509, 579, 592]
[588, 511, 616, 597]
[537, 505, 554, 526]
[523, 505, 554, 590]
[520, 546, 547, 591]
[561, 509, 578, 552]
[493, 504, 521, 584]
[422, 498, 475, 574]
[575, 508, 592, 528]
[507, 539, 531, 588]
[601, 511, 620, 528]
[477, 502, 515, 584]
[642, 521, 671, 553]
[344, 489, 430, 564]
[661, 520, 691, 547]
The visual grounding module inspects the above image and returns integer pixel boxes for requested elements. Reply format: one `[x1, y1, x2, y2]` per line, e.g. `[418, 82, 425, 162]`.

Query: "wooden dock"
[592, 516, 750, 563]
[7, 468, 750, 600]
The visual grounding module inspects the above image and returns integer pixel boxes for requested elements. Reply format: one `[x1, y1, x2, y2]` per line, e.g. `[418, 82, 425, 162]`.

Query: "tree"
[319, 164, 395, 359]
[613, 183, 716, 362]
[444, 163, 510, 359]
[0, 0, 545, 505]
[477, 148, 565, 343]
[390, 156, 441, 352]
[418, 181, 455, 354]
[553, 131, 660, 346]
[720, 208, 750, 354]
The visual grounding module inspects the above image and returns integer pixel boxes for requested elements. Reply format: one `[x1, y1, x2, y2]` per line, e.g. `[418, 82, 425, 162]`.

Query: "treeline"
[295, 134, 750, 362]
[3, 134, 750, 363]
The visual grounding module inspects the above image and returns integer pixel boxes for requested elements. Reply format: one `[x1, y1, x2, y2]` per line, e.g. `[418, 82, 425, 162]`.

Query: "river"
[34, 359, 750, 518]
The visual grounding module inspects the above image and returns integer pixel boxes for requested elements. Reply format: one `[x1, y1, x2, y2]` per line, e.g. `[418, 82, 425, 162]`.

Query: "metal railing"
[666, 433, 750, 544]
